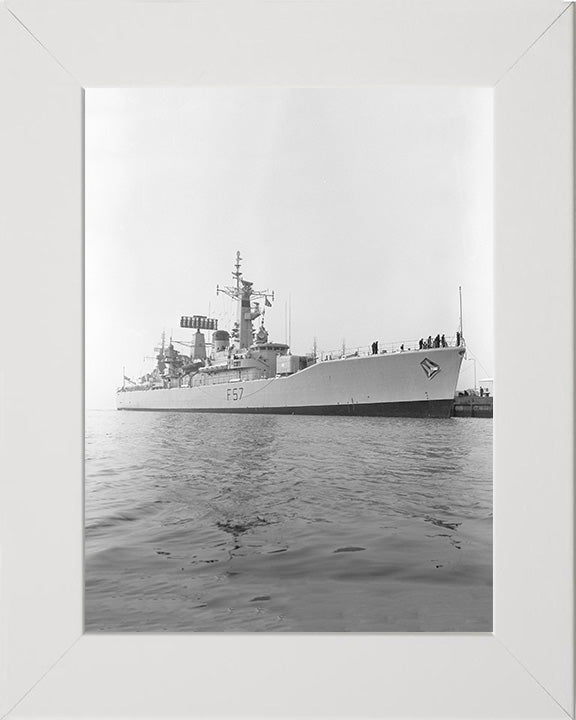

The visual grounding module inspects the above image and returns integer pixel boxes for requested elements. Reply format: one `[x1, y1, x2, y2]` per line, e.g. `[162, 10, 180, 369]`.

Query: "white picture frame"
[0, 1, 573, 718]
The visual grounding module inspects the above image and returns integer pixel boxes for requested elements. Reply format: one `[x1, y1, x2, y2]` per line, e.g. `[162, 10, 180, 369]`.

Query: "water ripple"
[85, 411, 492, 632]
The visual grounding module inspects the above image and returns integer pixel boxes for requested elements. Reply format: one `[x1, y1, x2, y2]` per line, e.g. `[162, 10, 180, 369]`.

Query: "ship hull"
[117, 347, 464, 418]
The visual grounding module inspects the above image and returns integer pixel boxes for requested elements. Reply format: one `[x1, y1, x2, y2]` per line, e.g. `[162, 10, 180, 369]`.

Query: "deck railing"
[316, 335, 463, 362]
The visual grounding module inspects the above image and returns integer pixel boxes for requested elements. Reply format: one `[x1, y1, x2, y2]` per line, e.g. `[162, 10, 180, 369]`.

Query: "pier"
[451, 394, 493, 418]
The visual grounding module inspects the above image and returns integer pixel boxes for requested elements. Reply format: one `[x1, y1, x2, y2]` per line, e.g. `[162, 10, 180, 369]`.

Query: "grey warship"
[117, 252, 465, 417]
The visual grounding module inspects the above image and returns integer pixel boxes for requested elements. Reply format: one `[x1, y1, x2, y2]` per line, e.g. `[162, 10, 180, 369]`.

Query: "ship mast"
[233, 251, 241, 300]
[216, 251, 275, 350]
[459, 286, 464, 340]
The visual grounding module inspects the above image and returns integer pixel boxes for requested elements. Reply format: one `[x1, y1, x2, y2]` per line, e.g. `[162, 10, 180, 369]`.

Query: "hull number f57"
[227, 387, 244, 401]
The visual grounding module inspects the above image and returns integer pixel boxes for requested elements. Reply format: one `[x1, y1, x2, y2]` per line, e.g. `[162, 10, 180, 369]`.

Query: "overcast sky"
[86, 88, 493, 409]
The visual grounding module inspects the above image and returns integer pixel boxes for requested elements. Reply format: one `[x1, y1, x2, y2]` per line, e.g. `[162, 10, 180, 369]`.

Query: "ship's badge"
[420, 358, 440, 380]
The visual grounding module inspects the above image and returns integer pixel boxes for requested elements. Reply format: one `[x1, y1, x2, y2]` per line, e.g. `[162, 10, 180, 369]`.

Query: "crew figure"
[413, 332, 452, 351]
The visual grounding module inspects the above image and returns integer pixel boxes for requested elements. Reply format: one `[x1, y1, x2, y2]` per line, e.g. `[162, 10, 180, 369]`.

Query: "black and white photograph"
[85, 87, 493, 632]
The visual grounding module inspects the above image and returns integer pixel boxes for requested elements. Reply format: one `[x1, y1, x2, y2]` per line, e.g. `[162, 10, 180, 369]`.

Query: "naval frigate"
[116, 253, 465, 417]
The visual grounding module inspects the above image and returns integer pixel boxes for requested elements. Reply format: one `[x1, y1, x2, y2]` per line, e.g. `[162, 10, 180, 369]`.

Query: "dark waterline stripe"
[117, 399, 454, 418]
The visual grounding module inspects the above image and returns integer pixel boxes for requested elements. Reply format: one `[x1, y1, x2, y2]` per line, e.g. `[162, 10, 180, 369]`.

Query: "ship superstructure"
[117, 253, 465, 417]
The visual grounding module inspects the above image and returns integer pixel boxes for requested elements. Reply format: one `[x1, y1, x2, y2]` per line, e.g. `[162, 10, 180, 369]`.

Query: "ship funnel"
[213, 330, 230, 353]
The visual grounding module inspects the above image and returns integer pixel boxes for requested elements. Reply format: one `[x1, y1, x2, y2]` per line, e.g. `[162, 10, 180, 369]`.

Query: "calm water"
[85, 410, 492, 632]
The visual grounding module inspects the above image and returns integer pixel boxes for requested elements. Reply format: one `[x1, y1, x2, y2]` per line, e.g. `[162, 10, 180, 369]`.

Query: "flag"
[265, 298, 272, 307]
